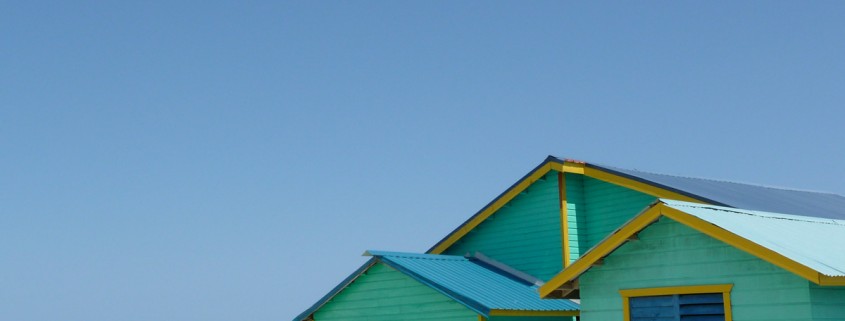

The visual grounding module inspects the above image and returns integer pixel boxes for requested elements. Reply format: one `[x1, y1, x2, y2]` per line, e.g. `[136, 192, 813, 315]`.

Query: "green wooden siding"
[488, 316, 575, 321]
[445, 172, 563, 281]
[810, 284, 845, 321]
[563, 174, 655, 264]
[578, 218, 814, 321]
[581, 176, 655, 251]
[313, 263, 477, 321]
[564, 173, 587, 265]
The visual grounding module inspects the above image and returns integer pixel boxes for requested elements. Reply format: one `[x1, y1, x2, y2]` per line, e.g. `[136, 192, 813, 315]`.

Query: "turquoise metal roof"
[661, 199, 845, 277]
[293, 251, 579, 321]
[428, 156, 845, 253]
[370, 251, 579, 312]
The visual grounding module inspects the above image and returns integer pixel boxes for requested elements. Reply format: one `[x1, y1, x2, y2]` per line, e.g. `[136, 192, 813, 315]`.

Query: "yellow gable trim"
[539, 204, 664, 297]
[430, 160, 707, 255]
[541, 202, 836, 298]
[428, 163, 554, 254]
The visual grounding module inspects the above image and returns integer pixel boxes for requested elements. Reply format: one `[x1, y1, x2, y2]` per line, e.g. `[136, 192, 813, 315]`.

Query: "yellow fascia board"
[570, 164, 704, 203]
[820, 275, 845, 286]
[620, 284, 734, 321]
[429, 163, 554, 254]
[488, 310, 579, 317]
[539, 205, 664, 297]
[432, 160, 707, 255]
[660, 206, 825, 285]
[541, 202, 842, 297]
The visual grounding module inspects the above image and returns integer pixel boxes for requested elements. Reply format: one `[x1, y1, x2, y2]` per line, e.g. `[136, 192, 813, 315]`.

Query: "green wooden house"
[295, 156, 845, 321]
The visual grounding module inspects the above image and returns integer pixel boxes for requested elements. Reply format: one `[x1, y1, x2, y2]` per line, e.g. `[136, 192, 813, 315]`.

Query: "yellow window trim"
[429, 160, 707, 255]
[488, 309, 579, 317]
[620, 284, 734, 321]
[541, 202, 838, 298]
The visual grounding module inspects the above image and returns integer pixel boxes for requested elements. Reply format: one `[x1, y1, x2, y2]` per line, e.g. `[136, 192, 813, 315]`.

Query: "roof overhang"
[539, 201, 845, 298]
[427, 156, 710, 255]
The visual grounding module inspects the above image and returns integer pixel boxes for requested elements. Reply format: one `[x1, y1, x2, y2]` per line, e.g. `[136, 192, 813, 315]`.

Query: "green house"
[293, 251, 578, 321]
[540, 200, 845, 321]
[295, 156, 845, 321]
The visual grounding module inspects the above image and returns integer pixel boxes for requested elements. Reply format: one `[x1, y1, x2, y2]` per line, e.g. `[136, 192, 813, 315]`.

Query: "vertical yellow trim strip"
[478, 315, 486, 321]
[621, 294, 631, 321]
[559, 172, 571, 267]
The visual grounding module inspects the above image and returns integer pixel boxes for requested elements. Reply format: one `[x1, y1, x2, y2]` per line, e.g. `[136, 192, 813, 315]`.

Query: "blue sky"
[3, 1, 845, 320]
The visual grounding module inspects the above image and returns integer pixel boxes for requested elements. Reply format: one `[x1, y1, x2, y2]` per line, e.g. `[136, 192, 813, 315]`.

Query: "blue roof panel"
[371, 251, 580, 312]
[293, 251, 578, 321]
[551, 156, 845, 220]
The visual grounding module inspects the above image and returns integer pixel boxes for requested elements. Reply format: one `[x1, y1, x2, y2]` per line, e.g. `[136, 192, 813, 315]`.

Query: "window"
[620, 285, 733, 321]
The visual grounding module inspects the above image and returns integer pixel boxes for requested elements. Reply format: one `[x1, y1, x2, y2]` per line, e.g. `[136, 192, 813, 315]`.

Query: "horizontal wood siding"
[445, 172, 563, 280]
[579, 218, 814, 321]
[810, 284, 845, 320]
[565, 173, 587, 264]
[582, 176, 655, 251]
[314, 263, 476, 321]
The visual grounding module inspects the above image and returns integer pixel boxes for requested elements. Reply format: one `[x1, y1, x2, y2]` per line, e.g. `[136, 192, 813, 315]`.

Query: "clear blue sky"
[3, 1, 845, 320]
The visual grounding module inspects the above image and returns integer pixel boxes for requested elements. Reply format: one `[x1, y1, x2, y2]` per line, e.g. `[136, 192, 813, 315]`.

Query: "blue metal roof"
[293, 251, 579, 320]
[661, 200, 845, 277]
[555, 156, 845, 220]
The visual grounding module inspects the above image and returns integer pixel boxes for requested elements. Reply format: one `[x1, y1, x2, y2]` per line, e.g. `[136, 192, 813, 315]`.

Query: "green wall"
[444, 172, 656, 278]
[580, 176, 655, 251]
[810, 284, 845, 320]
[445, 172, 563, 280]
[565, 174, 655, 264]
[314, 263, 477, 321]
[564, 173, 587, 264]
[578, 218, 815, 321]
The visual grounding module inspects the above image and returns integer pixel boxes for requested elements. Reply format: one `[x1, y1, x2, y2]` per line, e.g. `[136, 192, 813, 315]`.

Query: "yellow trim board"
[429, 163, 554, 254]
[820, 275, 845, 286]
[488, 310, 579, 317]
[430, 159, 707, 255]
[559, 172, 571, 267]
[539, 205, 663, 297]
[540, 202, 838, 298]
[620, 284, 734, 321]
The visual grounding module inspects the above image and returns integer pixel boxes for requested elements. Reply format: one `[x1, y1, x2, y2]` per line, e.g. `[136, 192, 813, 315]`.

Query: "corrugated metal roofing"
[369, 251, 579, 312]
[662, 199, 845, 277]
[293, 251, 579, 320]
[552, 156, 845, 220]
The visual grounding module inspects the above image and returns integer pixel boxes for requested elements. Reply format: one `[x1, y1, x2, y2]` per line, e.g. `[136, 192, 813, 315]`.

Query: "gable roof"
[540, 199, 845, 298]
[294, 251, 579, 321]
[428, 155, 845, 254]
[597, 163, 845, 220]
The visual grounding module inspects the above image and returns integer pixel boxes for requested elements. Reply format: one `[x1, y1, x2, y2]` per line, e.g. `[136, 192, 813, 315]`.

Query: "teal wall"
[810, 284, 845, 320]
[580, 176, 655, 251]
[564, 173, 587, 264]
[313, 263, 477, 321]
[445, 172, 563, 281]
[564, 174, 655, 263]
[578, 218, 814, 321]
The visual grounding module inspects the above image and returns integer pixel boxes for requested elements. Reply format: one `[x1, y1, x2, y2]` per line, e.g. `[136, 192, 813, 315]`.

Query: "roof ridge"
[365, 250, 467, 261]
